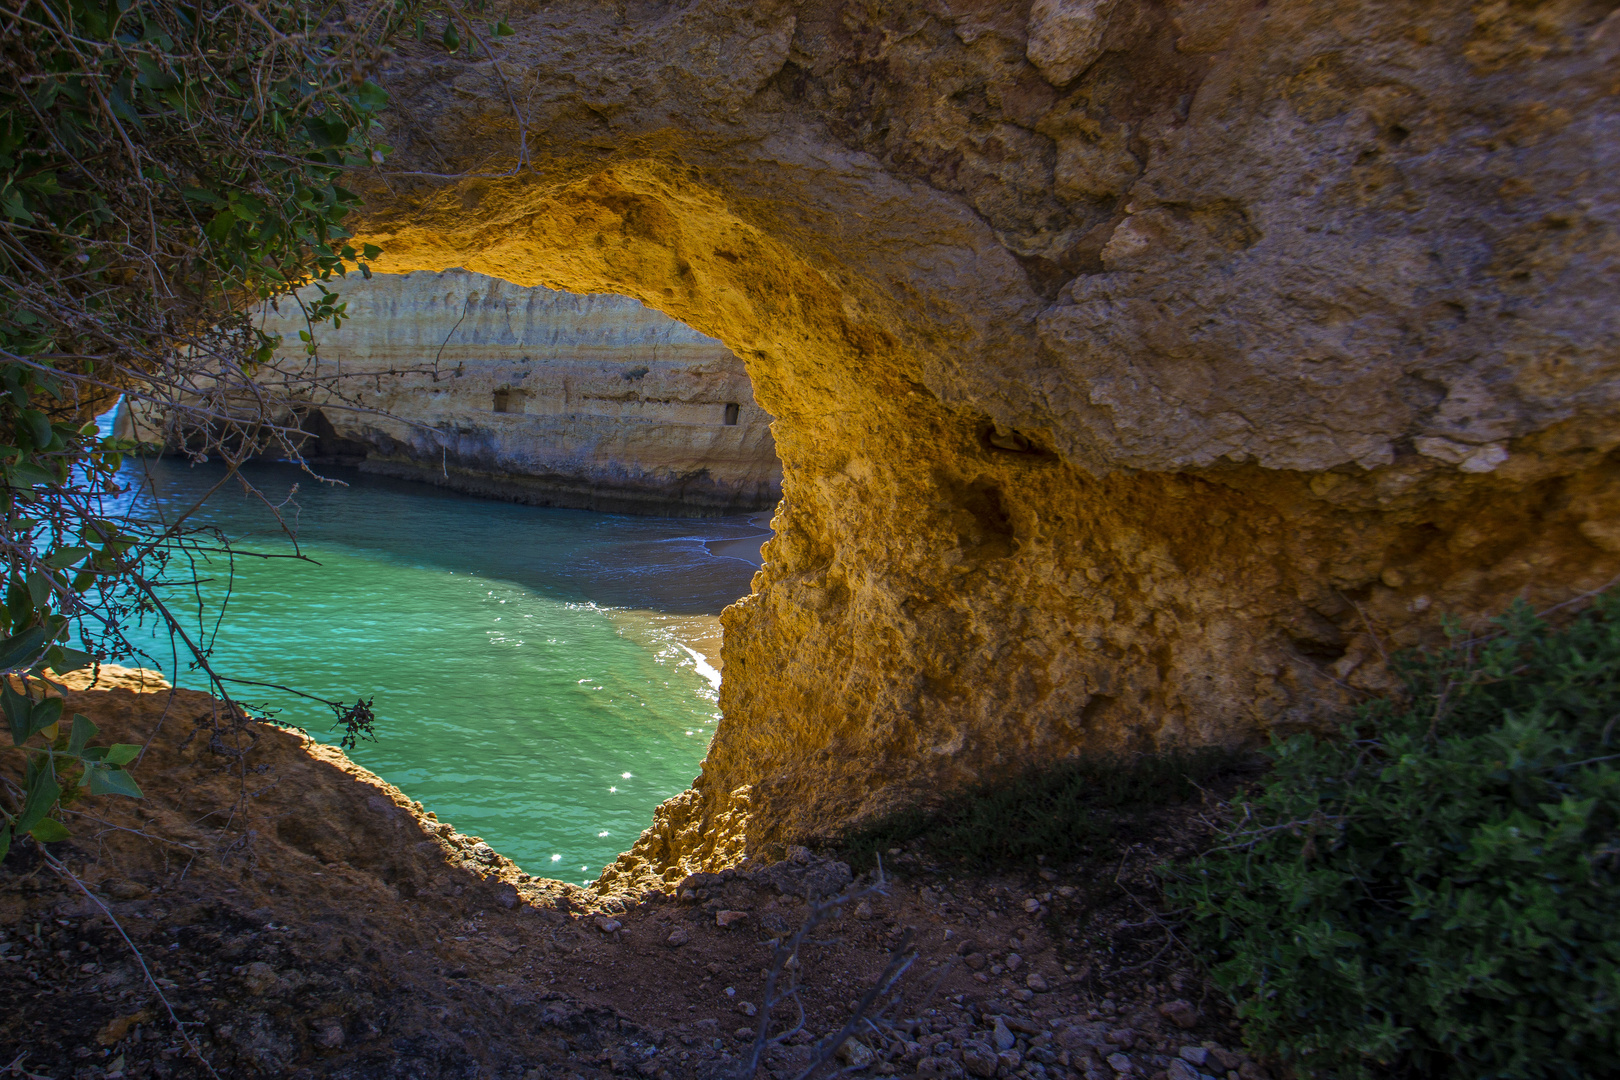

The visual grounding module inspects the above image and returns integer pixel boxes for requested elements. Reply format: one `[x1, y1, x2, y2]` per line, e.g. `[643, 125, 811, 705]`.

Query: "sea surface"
[95, 451, 769, 882]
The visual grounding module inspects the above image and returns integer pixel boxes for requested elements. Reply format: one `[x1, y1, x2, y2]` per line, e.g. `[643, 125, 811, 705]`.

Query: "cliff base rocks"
[2, 674, 1261, 1080]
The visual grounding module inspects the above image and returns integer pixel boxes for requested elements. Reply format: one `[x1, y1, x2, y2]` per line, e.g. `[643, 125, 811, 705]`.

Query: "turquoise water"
[99, 454, 767, 881]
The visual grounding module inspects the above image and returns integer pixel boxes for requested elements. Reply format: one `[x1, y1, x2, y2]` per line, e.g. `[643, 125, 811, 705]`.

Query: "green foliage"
[840, 747, 1242, 872]
[1, 683, 142, 861]
[1171, 596, 1620, 1079]
[0, 0, 511, 855]
[0, 0, 400, 365]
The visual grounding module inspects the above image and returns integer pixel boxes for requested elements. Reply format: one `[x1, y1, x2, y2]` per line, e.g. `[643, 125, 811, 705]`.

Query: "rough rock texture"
[0, 669, 1256, 1080]
[348, 0, 1620, 880]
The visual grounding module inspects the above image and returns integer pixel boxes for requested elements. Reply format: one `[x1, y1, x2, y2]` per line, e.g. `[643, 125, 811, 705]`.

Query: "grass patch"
[837, 745, 1249, 873]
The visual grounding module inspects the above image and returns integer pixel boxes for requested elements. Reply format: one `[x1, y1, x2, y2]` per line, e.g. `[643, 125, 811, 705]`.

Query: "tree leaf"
[15, 767, 60, 835]
[5, 462, 55, 488]
[28, 817, 70, 842]
[88, 765, 142, 799]
[2, 681, 30, 744]
[102, 744, 141, 767]
[24, 570, 50, 608]
[45, 646, 94, 674]
[0, 626, 48, 673]
[68, 713, 96, 756]
[43, 547, 90, 569]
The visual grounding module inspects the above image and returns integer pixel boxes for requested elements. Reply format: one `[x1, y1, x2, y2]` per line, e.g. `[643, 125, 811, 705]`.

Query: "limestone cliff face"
[346, 0, 1620, 881]
[256, 270, 781, 515]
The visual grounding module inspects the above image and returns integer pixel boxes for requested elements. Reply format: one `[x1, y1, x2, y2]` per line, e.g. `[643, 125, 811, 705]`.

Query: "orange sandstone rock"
[338, 0, 1620, 878]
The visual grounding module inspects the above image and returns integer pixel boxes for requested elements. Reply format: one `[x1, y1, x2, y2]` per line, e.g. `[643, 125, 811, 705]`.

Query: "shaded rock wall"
[347, 0, 1620, 881]
[268, 269, 782, 515]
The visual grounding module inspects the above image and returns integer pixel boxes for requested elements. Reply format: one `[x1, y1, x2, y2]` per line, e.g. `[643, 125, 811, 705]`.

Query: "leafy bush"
[1171, 596, 1620, 1079]
[840, 747, 1242, 872]
[0, 0, 513, 856]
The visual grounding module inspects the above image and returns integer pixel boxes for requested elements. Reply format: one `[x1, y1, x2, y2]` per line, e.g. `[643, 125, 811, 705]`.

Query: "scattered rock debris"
[1, 671, 1270, 1080]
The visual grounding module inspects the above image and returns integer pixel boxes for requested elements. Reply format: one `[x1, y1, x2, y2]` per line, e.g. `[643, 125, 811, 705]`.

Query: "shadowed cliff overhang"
[347, 0, 1620, 882]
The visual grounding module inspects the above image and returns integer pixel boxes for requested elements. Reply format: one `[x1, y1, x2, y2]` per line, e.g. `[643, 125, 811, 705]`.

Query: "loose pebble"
[1158, 999, 1200, 1029]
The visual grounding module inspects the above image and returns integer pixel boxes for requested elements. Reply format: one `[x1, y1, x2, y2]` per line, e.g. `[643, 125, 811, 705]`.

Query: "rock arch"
[353, 0, 1620, 880]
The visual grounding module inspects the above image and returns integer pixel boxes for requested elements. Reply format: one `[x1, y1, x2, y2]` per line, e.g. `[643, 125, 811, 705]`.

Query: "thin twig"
[40, 846, 224, 1080]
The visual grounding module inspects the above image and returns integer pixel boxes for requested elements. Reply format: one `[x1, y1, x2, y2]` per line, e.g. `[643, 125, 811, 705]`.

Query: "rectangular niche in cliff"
[493, 387, 528, 415]
[723, 402, 740, 426]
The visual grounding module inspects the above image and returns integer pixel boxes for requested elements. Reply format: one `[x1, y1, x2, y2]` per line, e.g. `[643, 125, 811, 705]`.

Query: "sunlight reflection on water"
[106, 453, 769, 879]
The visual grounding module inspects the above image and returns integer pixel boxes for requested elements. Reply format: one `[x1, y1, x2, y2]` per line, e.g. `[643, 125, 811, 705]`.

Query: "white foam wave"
[677, 643, 722, 692]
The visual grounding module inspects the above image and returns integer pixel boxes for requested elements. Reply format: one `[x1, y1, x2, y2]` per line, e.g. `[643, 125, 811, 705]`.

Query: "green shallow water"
[104, 456, 768, 881]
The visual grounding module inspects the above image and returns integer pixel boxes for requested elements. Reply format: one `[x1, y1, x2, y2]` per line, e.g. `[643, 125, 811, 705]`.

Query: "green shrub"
[840, 746, 1242, 872]
[1171, 596, 1620, 1079]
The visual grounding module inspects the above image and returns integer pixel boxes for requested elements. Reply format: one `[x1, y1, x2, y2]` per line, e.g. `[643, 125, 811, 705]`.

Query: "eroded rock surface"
[348, 0, 1620, 877]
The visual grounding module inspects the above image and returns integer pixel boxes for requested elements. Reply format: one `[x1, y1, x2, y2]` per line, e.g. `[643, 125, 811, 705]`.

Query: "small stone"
[666, 927, 690, 947]
[241, 961, 280, 996]
[1023, 898, 1042, 913]
[1106, 1029, 1135, 1050]
[725, 986, 736, 997]
[716, 910, 749, 928]
[961, 1042, 998, 1078]
[1025, 972, 1049, 993]
[1238, 1063, 1271, 1080]
[1208, 1048, 1241, 1072]
[1179, 1047, 1209, 1067]
[1167, 1060, 1201, 1080]
[855, 900, 876, 919]
[964, 952, 987, 971]
[494, 883, 519, 909]
[916, 1055, 965, 1079]
[992, 1018, 1016, 1052]
[1012, 988, 1035, 1003]
[996, 1049, 1022, 1072]
[595, 916, 622, 933]
[991, 964, 1005, 976]
[837, 1038, 875, 1068]
[313, 1018, 345, 1050]
[1158, 1000, 1199, 1029]
[738, 1001, 757, 1017]
[1107, 1052, 1133, 1075]
[1006, 953, 1023, 971]
[105, 880, 149, 901]
[735, 1026, 755, 1040]
[1057, 886, 1077, 899]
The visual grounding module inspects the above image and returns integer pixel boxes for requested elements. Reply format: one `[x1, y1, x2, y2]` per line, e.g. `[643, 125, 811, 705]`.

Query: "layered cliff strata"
[125, 270, 782, 515]
[341, 0, 1620, 880]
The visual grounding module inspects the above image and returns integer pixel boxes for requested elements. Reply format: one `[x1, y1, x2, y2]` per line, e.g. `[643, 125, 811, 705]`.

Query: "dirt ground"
[0, 670, 1272, 1080]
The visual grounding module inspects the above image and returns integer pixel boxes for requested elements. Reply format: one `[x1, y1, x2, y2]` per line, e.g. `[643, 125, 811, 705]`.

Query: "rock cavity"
[341, 0, 1620, 884]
